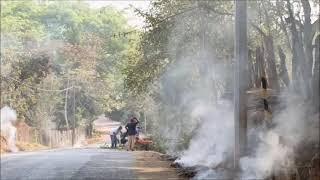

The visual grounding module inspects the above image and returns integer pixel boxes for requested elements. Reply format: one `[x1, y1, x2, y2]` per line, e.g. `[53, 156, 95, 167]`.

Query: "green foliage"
[1, 49, 52, 125]
[1, 1, 138, 131]
[123, 0, 234, 94]
[1, 0, 318, 152]
[1, 1, 45, 42]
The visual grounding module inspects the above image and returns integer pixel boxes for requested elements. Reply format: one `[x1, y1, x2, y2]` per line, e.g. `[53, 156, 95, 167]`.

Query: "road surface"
[1, 148, 137, 180]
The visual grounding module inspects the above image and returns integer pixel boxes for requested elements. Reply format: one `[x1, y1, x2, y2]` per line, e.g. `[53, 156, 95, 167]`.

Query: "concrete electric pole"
[234, 0, 248, 169]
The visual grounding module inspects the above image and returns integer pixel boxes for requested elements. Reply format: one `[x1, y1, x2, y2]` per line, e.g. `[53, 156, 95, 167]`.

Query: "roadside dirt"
[133, 151, 186, 180]
[85, 131, 106, 145]
[1, 136, 47, 154]
[15, 141, 48, 151]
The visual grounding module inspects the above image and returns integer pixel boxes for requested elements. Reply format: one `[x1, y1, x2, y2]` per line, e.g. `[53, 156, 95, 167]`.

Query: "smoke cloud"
[142, 2, 319, 179]
[140, 3, 236, 178]
[176, 101, 234, 167]
[1, 106, 18, 152]
[239, 91, 319, 179]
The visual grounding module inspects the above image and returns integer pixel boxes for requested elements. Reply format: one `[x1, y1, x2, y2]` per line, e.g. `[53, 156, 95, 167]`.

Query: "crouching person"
[110, 126, 122, 148]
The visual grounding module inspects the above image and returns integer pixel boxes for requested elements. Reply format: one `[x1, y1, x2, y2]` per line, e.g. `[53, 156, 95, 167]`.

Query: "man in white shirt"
[110, 126, 122, 148]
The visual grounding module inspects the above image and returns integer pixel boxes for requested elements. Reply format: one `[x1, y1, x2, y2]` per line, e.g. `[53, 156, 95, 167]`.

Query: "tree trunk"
[255, 47, 266, 88]
[276, 0, 292, 51]
[312, 35, 320, 110]
[85, 122, 93, 138]
[72, 82, 75, 146]
[301, 0, 313, 75]
[248, 49, 255, 88]
[263, 35, 280, 91]
[254, 48, 260, 88]
[278, 46, 290, 87]
[285, 0, 309, 97]
[301, 0, 314, 100]
[64, 79, 69, 129]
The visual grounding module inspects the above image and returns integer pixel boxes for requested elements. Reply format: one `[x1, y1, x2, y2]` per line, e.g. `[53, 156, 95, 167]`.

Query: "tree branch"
[203, 6, 233, 16]
[250, 22, 267, 38]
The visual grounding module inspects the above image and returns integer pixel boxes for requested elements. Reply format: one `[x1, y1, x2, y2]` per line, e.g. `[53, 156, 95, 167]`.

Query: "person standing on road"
[125, 117, 139, 151]
[110, 126, 122, 148]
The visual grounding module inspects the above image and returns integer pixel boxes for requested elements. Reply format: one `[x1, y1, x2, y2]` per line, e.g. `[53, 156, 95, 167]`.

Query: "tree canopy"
[1, 1, 138, 136]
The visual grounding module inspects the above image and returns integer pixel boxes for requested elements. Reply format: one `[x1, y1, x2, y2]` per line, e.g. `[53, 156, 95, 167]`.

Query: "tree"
[1, 0, 137, 137]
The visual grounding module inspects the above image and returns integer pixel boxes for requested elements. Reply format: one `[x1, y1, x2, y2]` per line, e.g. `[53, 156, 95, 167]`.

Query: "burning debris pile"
[176, 103, 235, 179]
[171, 162, 206, 178]
[161, 154, 197, 178]
[154, 101, 236, 179]
[164, 154, 233, 179]
[161, 90, 319, 180]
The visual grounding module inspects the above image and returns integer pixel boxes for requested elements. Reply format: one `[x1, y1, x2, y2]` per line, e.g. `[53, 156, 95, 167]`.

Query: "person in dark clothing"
[120, 131, 128, 145]
[125, 117, 139, 151]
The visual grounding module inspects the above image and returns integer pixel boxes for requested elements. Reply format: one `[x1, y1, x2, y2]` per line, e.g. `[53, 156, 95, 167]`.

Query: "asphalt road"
[1, 148, 137, 180]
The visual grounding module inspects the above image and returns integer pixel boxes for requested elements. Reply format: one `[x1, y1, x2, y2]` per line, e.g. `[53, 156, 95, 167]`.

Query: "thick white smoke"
[240, 130, 294, 178]
[1, 106, 18, 152]
[140, 3, 236, 177]
[147, 3, 237, 179]
[239, 91, 319, 179]
[145, 52, 233, 157]
[173, 75, 318, 180]
[143, 2, 318, 179]
[176, 101, 234, 168]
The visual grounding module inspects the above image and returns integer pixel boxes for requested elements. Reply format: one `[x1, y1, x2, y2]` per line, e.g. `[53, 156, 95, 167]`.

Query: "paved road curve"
[1, 148, 136, 180]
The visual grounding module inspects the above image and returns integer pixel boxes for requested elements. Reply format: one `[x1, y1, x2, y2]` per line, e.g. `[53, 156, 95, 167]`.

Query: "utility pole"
[234, 0, 248, 169]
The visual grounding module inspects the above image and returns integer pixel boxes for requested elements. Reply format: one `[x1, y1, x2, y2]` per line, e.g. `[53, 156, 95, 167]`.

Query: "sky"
[85, 1, 319, 27]
[85, 1, 150, 28]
